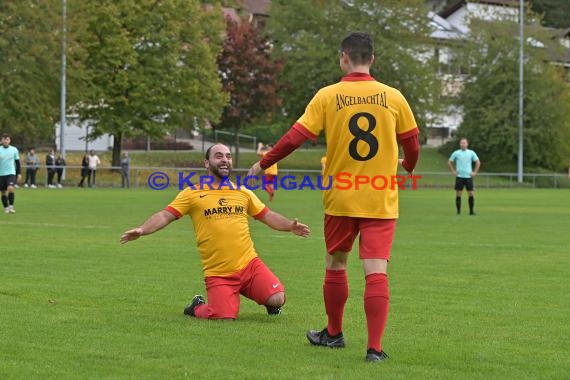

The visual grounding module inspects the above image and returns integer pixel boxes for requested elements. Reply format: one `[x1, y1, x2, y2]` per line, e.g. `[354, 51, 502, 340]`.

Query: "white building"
[427, 0, 570, 144]
[55, 119, 113, 152]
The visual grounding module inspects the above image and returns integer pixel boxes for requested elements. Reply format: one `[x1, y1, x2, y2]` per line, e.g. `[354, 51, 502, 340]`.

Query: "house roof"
[222, 0, 270, 23]
[474, 0, 520, 6]
[439, 0, 520, 19]
[241, 0, 270, 16]
[439, 0, 465, 19]
[428, 11, 467, 40]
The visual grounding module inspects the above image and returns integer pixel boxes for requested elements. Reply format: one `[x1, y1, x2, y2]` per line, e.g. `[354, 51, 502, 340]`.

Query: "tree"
[531, 0, 570, 29]
[0, 0, 61, 148]
[216, 17, 283, 167]
[454, 18, 570, 171]
[267, 0, 441, 138]
[69, 0, 228, 166]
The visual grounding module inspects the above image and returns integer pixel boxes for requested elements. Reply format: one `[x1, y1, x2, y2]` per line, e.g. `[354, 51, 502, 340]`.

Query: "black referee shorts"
[454, 177, 474, 191]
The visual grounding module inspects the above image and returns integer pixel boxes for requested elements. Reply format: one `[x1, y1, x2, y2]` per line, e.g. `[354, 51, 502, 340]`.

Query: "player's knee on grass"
[265, 291, 285, 308]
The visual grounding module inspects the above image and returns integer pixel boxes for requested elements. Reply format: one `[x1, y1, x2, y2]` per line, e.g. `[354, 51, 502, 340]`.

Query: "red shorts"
[324, 214, 396, 260]
[203, 257, 284, 319]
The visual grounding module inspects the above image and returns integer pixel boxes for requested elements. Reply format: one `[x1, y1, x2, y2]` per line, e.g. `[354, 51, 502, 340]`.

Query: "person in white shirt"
[88, 150, 101, 188]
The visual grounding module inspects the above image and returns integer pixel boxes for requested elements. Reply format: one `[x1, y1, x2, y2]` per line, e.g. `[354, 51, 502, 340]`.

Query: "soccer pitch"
[1, 187, 569, 379]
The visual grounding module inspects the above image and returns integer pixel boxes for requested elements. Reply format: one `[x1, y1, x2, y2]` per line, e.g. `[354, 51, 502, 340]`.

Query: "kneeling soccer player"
[120, 144, 310, 319]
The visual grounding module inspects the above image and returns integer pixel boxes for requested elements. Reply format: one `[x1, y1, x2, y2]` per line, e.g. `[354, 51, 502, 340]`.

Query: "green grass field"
[1, 187, 569, 379]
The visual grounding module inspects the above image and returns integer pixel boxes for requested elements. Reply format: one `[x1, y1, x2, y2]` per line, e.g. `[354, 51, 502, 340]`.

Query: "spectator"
[78, 154, 89, 188]
[88, 150, 101, 188]
[55, 153, 66, 188]
[24, 148, 40, 188]
[121, 152, 131, 189]
[46, 149, 56, 188]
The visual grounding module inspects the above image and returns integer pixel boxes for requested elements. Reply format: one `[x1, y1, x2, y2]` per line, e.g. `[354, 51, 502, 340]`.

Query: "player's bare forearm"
[120, 210, 176, 244]
[259, 210, 310, 237]
[256, 142, 264, 156]
[473, 160, 481, 175]
[448, 161, 456, 176]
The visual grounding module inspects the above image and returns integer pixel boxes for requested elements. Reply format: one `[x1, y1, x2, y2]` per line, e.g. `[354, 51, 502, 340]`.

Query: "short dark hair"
[205, 143, 231, 160]
[205, 145, 214, 159]
[340, 32, 374, 65]
[205, 144, 226, 159]
[1, 133, 10, 139]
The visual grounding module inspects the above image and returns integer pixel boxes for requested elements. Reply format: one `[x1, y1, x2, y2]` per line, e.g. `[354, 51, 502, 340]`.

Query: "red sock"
[323, 269, 348, 336]
[364, 273, 389, 352]
[193, 304, 211, 319]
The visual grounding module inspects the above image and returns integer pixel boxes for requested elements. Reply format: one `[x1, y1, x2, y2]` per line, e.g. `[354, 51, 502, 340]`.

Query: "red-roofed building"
[223, 0, 270, 27]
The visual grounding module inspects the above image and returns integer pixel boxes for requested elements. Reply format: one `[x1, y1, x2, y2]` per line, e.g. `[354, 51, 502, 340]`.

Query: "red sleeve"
[292, 122, 318, 142]
[253, 206, 270, 220]
[164, 206, 183, 219]
[259, 123, 316, 170]
[398, 128, 420, 172]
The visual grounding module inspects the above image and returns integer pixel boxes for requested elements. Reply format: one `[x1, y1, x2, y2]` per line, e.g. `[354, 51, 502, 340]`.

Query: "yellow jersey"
[166, 186, 268, 277]
[320, 156, 327, 175]
[297, 72, 418, 218]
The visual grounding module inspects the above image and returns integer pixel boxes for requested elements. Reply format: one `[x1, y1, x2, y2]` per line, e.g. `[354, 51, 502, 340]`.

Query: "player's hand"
[471, 172, 477, 177]
[120, 228, 144, 244]
[451, 170, 457, 176]
[290, 218, 310, 238]
[246, 161, 263, 187]
[398, 159, 413, 175]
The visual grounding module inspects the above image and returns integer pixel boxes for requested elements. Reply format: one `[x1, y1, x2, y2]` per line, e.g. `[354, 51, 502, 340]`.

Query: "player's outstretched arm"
[246, 161, 263, 186]
[256, 142, 265, 156]
[120, 210, 177, 244]
[259, 210, 310, 238]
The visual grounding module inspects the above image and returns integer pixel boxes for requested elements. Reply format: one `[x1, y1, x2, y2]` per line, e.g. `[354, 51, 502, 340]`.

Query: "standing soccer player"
[120, 144, 310, 319]
[247, 32, 420, 362]
[448, 138, 481, 215]
[0, 134, 21, 214]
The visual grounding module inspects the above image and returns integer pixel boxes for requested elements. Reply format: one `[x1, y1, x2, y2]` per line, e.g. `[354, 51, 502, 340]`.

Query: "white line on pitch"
[0, 221, 113, 229]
